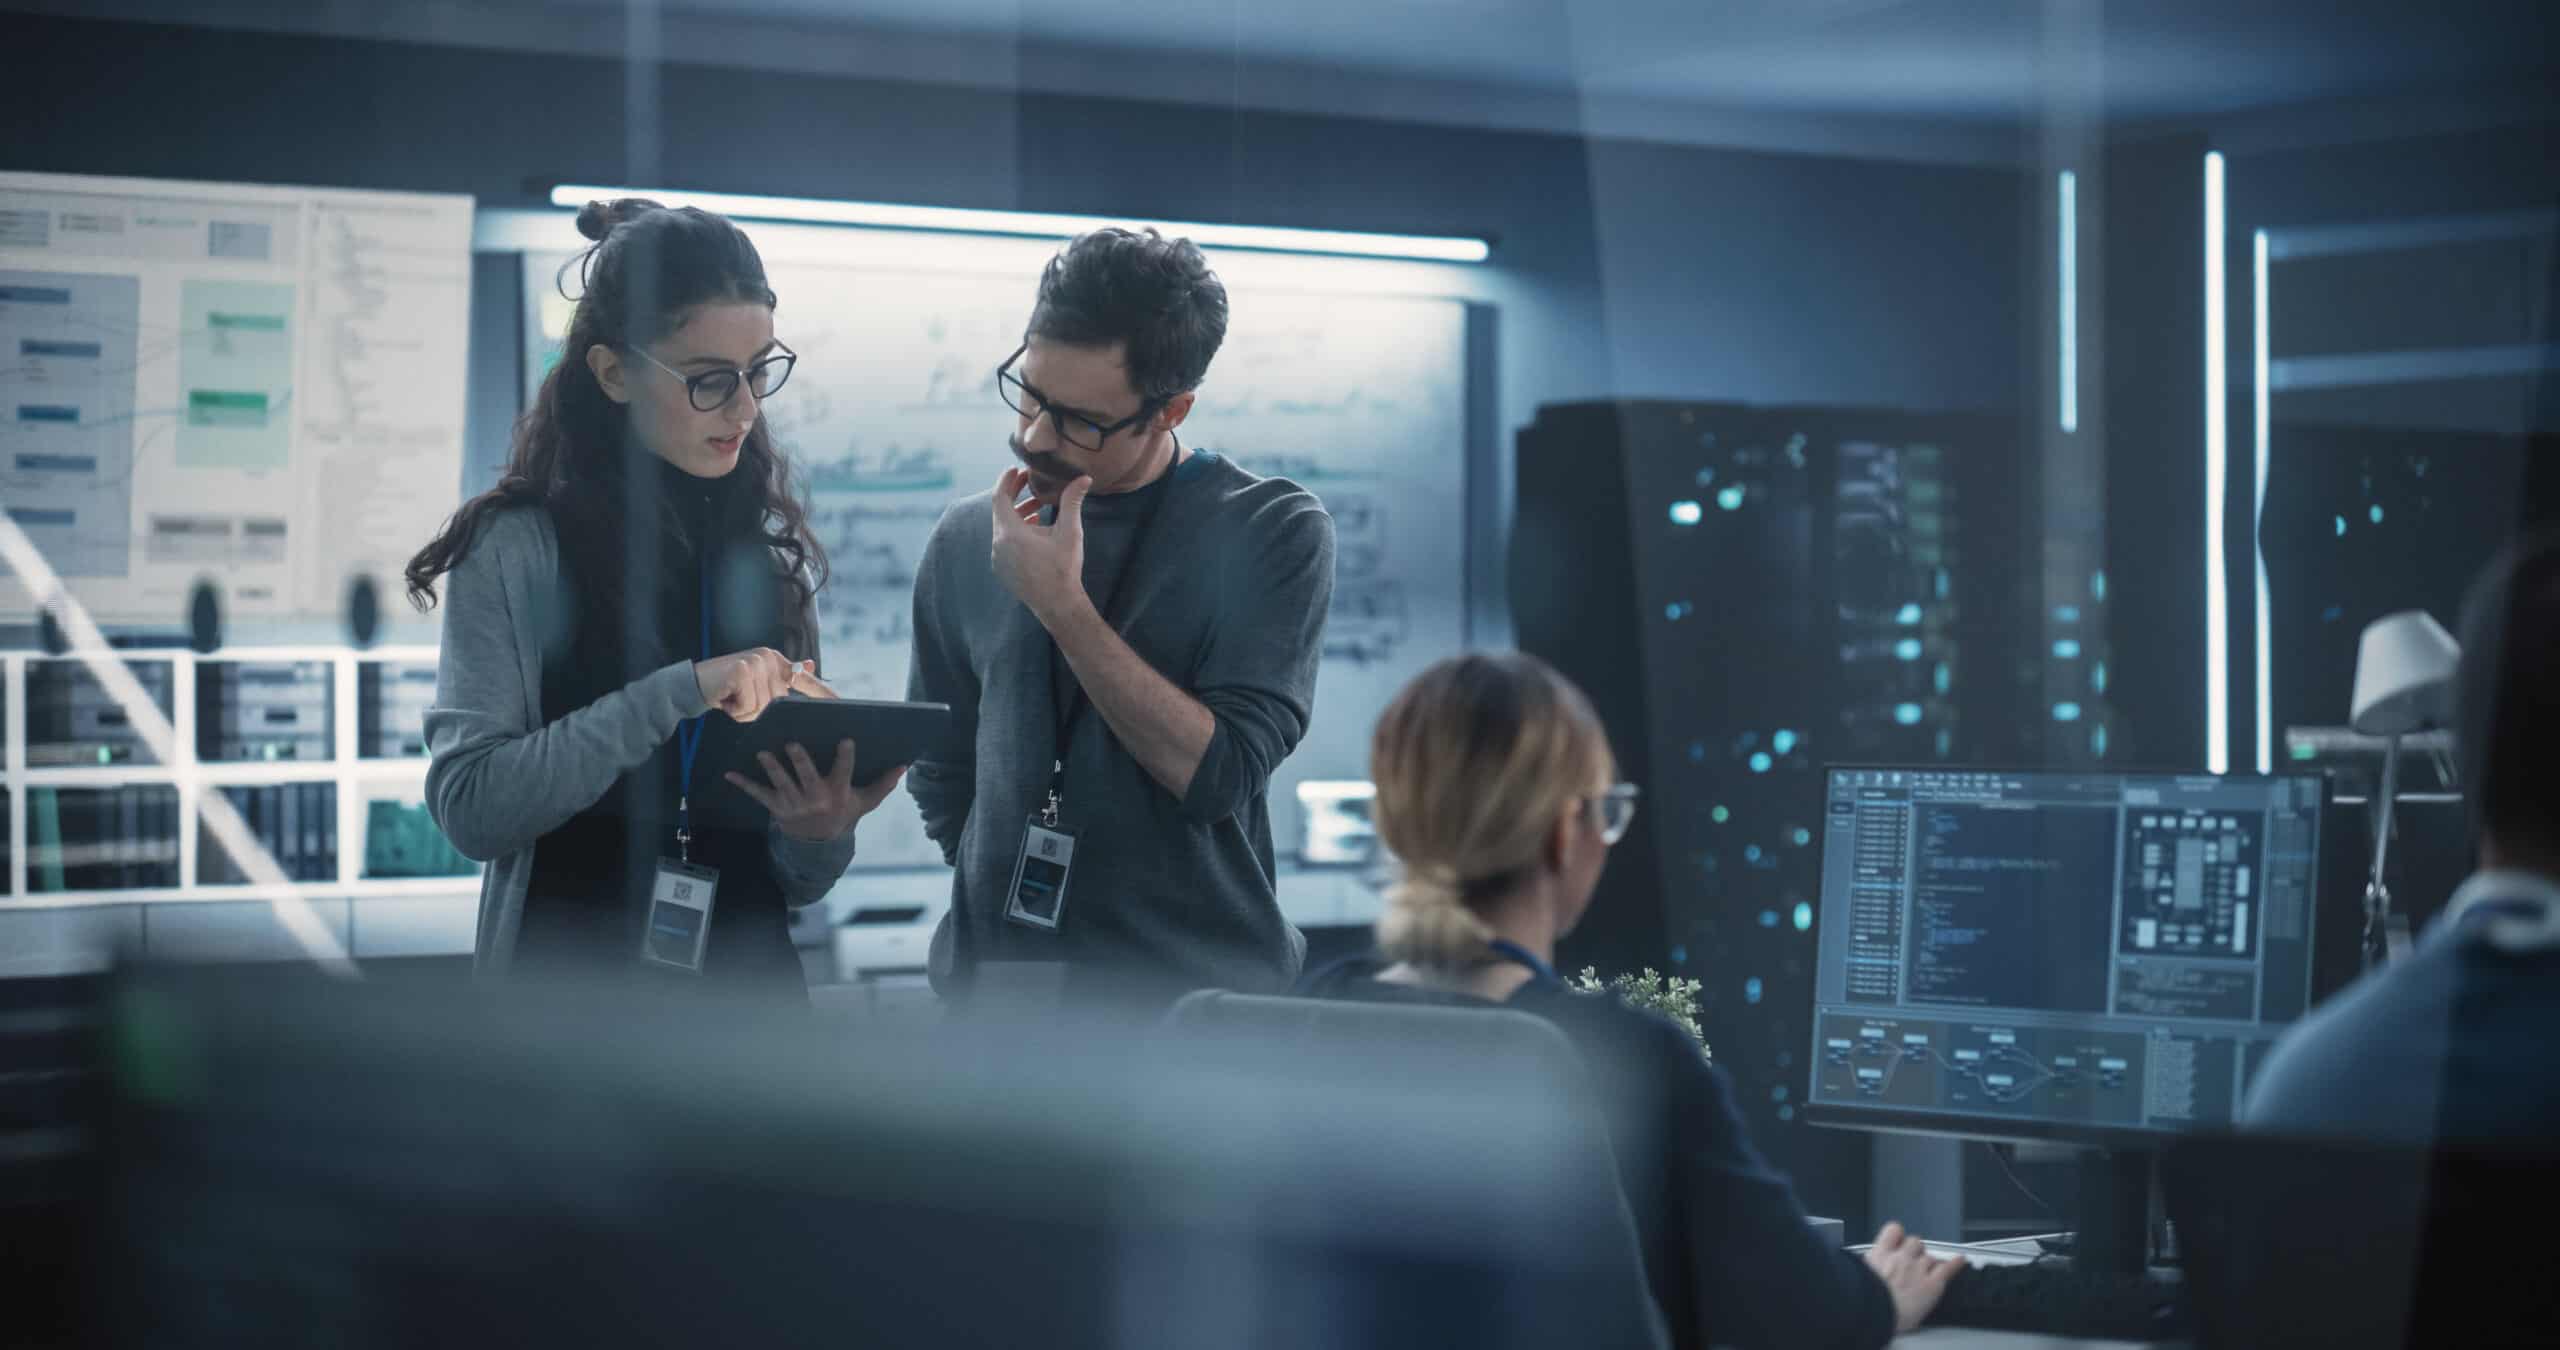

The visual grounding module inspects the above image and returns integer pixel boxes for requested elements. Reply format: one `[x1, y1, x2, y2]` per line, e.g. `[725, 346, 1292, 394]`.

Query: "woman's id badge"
[641, 858, 720, 971]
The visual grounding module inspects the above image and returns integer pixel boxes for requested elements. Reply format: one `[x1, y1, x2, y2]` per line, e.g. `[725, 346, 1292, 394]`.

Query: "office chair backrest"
[93, 963, 1671, 1350]
[1163, 986, 1599, 1076]
[2166, 1130, 2560, 1350]
[1158, 989, 1671, 1349]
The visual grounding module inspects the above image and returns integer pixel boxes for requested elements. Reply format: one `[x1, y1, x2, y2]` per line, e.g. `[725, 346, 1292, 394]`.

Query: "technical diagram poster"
[1, 172, 471, 630]
[526, 243, 1469, 868]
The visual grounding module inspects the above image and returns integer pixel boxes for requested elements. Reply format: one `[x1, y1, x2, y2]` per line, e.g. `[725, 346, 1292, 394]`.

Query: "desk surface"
[1896, 1329, 2186, 1350]
[1888, 1235, 2185, 1349]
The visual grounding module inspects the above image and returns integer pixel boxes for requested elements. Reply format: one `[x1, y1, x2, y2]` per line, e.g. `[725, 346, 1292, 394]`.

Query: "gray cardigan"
[424, 505, 860, 972]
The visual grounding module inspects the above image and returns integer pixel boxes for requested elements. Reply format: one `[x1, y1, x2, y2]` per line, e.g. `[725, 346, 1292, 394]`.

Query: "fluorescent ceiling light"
[547, 184, 1492, 263]
[2252, 227, 2273, 776]
[2059, 170, 2078, 434]
[2204, 151, 2228, 776]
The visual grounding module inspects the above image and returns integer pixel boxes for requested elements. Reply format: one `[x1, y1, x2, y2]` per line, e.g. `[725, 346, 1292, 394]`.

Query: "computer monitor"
[1804, 766, 2326, 1145]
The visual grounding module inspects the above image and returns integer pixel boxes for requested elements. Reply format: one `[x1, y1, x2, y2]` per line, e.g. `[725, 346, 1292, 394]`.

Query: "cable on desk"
[1980, 1141, 2060, 1218]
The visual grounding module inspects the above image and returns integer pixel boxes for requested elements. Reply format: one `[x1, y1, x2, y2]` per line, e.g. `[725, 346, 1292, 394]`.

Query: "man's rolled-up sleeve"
[1177, 492, 1335, 826]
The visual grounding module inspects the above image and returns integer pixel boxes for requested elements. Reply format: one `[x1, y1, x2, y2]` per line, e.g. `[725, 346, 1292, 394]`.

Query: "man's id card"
[1004, 818, 1078, 932]
[641, 858, 720, 972]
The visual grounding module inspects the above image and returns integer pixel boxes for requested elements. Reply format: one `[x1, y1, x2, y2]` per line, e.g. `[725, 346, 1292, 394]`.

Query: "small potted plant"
[1569, 966, 1711, 1059]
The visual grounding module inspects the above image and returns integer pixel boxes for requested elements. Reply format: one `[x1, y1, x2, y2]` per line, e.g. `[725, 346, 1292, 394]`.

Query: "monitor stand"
[2037, 1147, 2155, 1275]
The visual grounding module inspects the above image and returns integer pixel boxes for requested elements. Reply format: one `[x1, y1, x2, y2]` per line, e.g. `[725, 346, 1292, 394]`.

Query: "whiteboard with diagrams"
[525, 249, 1469, 869]
[0, 172, 472, 631]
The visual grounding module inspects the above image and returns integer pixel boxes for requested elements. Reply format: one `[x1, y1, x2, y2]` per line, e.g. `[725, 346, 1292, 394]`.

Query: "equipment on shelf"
[26, 658, 173, 766]
[27, 784, 181, 891]
[362, 799, 474, 879]
[199, 783, 337, 885]
[197, 660, 334, 762]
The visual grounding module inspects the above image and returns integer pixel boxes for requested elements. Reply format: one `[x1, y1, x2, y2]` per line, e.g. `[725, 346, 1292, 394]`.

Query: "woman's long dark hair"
[404, 198, 826, 644]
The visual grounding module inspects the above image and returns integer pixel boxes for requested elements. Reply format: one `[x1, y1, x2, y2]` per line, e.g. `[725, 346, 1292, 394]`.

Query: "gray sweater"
[424, 505, 861, 972]
[907, 451, 1334, 995]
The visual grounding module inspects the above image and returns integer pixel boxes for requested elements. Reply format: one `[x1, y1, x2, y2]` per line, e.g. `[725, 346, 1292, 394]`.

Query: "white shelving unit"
[1, 645, 479, 964]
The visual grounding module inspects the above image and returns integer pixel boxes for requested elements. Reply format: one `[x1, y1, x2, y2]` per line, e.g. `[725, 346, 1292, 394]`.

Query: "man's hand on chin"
[990, 466, 1095, 630]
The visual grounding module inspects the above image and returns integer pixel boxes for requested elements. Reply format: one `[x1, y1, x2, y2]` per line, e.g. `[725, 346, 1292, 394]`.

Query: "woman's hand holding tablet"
[692, 663, 951, 832]
[722, 663, 909, 841]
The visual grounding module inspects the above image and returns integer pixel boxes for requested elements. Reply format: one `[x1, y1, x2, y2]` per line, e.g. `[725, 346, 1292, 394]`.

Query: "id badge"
[1004, 817, 1078, 932]
[641, 858, 720, 972]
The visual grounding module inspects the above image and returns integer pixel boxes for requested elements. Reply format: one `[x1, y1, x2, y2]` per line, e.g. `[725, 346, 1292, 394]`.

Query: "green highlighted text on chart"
[178, 280, 294, 469]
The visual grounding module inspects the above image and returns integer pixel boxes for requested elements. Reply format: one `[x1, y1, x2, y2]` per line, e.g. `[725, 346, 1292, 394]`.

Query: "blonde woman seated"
[1296, 652, 1961, 1350]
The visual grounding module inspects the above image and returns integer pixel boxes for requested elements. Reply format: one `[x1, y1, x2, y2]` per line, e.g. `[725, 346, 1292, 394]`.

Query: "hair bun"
[1377, 862, 1496, 967]
[1385, 861, 1469, 911]
[574, 196, 666, 243]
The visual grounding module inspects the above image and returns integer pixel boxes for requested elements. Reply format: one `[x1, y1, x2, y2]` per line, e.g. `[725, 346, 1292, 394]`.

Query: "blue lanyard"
[675, 562, 711, 860]
[1486, 938, 1559, 986]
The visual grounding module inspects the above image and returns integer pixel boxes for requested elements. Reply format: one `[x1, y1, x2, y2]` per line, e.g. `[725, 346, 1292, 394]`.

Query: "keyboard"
[1928, 1260, 2189, 1341]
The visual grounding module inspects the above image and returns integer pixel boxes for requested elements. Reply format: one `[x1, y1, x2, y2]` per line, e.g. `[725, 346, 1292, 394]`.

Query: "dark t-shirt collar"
[1070, 448, 1220, 522]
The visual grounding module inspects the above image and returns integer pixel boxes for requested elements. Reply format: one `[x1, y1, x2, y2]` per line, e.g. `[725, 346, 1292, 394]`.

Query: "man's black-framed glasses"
[996, 343, 1167, 452]
[632, 341, 797, 413]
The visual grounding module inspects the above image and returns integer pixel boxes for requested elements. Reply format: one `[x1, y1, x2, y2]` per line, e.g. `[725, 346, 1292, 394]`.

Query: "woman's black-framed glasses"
[632, 341, 797, 413]
[996, 343, 1166, 452]
[1586, 783, 1642, 846]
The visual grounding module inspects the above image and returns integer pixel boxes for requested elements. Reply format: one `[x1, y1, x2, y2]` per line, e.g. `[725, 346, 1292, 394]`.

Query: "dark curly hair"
[1027, 227, 1229, 401]
[403, 198, 825, 637]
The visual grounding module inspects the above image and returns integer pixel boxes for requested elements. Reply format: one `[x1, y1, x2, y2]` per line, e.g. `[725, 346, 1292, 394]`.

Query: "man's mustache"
[1009, 436, 1074, 484]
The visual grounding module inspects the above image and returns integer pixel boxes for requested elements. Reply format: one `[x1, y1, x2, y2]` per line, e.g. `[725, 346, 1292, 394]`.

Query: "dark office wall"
[2101, 116, 2560, 775]
[2233, 119, 2560, 440]
[3, 13, 2028, 425]
[2230, 119, 2560, 236]
[2232, 121, 2560, 793]
[2099, 133, 2214, 772]
[1582, 136, 2028, 411]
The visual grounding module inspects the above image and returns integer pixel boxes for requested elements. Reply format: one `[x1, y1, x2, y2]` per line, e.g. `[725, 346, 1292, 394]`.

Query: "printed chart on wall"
[526, 250, 1469, 869]
[0, 172, 471, 629]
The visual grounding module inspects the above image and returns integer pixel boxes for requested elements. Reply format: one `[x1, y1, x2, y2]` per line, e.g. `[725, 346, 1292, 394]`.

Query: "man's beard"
[1011, 435, 1076, 491]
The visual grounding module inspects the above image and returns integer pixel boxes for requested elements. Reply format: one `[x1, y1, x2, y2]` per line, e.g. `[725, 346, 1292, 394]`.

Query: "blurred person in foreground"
[2246, 535, 2560, 1144]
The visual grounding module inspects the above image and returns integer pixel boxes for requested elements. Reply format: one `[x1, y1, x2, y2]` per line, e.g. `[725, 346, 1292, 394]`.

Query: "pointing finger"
[788, 664, 836, 700]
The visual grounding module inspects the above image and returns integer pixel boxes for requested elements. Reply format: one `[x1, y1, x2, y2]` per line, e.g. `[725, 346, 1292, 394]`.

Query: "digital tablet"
[691, 697, 951, 828]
